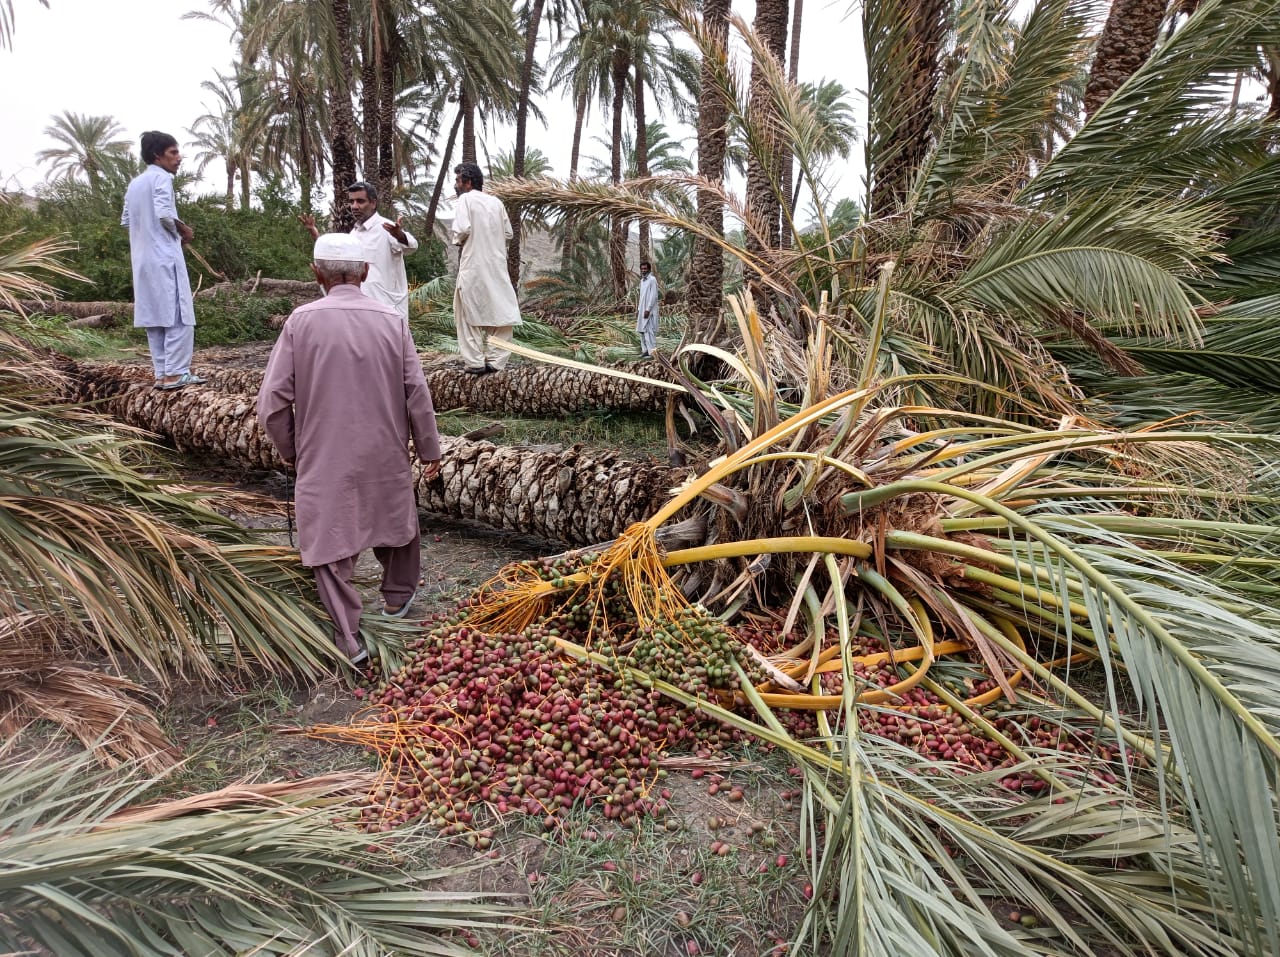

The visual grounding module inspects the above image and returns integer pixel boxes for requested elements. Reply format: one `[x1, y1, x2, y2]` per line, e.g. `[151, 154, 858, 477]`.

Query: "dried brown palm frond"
[0, 231, 85, 314]
[0, 325, 74, 397]
[107, 771, 377, 823]
[0, 614, 176, 771]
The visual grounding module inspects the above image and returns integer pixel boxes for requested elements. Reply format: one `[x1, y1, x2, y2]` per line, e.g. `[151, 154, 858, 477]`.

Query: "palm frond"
[926, 0, 1095, 198]
[0, 614, 176, 771]
[0, 751, 517, 957]
[1031, 0, 1280, 201]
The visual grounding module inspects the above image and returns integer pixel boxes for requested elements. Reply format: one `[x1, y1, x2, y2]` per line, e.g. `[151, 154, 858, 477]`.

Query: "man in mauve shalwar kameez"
[451, 162, 522, 374]
[257, 233, 442, 664]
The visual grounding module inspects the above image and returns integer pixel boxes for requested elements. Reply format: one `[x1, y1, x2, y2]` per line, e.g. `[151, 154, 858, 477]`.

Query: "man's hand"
[421, 459, 441, 481]
[177, 221, 194, 244]
[383, 216, 409, 245]
[298, 214, 320, 239]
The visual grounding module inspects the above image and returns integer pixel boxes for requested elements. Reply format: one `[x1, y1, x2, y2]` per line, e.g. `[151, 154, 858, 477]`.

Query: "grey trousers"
[145, 323, 196, 378]
[312, 532, 420, 656]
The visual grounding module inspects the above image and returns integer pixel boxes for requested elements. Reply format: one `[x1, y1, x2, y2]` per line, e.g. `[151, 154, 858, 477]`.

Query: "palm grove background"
[6, 0, 1280, 955]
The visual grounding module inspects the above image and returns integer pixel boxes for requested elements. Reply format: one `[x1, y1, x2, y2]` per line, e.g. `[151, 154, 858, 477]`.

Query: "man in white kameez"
[257, 233, 442, 665]
[121, 131, 205, 391]
[451, 162, 522, 374]
[636, 260, 659, 358]
[300, 181, 418, 319]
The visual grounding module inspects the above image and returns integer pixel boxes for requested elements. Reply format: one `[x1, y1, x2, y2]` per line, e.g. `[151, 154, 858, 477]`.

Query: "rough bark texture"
[461, 83, 477, 165]
[329, 0, 359, 231]
[194, 278, 322, 301]
[84, 358, 674, 417]
[62, 363, 683, 548]
[560, 91, 589, 274]
[782, 0, 803, 246]
[635, 64, 650, 264]
[360, 26, 380, 185]
[867, 0, 948, 217]
[415, 439, 680, 546]
[609, 46, 631, 299]
[509, 0, 547, 287]
[745, 0, 788, 254]
[687, 0, 731, 329]
[377, 30, 398, 196]
[1083, 0, 1168, 119]
[18, 300, 133, 319]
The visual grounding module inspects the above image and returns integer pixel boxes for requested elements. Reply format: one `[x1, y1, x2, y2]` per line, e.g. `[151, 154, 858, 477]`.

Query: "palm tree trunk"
[461, 80, 477, 165]
[866, 0, 947, 218]
[298, 99, 315, 217]
[425, 104, 464, 237]
[687, 0, 731, 329]
[1083, 0, 1169, 119]
[561, 90, 589, 274]
[225, 162, 236, 210]
[609, 46, 630, 300]
[745, 0, 788, 255]
[64, 364, 681, 548]
[329, 0, 359, 231]
[635, 61, 650, 264]
[360, 24, 380, 183]
[509, 0, 547, 288]
[240, 158, 251, 211]
[146, 360, 671, 417]
[377, 31, 398, 196]
[781, 0, 803, 247]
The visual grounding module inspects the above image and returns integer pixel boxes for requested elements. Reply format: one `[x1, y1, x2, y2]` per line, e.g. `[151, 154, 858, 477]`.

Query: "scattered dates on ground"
[345, 554, 1120, 836]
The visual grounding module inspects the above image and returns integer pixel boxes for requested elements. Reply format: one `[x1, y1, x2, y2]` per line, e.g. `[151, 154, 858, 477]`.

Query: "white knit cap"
[313, 232, 366, 262]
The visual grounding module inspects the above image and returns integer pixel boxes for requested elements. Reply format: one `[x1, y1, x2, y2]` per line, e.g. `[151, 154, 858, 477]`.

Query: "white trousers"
[456, 321, 514, 371]
[145, 323, 196, 378]
[637, 314, 658, 354]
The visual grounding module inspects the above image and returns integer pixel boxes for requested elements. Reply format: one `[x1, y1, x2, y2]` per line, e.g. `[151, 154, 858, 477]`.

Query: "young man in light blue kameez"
[121, 131, 205, 390]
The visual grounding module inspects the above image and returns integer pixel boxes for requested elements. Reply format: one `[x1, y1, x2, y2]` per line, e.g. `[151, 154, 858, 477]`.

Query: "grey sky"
[0, 0, 866, 210]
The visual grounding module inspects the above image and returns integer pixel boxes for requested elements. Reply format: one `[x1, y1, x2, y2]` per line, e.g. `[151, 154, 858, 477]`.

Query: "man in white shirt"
[636, 260, 659, 358]
[451, 162, 522, 374]
[121, 130, 206, 391]
[301, 181, 418, 318]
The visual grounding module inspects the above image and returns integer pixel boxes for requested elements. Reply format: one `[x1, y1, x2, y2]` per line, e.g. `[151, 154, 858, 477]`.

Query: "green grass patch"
[470, 777, 807, 957]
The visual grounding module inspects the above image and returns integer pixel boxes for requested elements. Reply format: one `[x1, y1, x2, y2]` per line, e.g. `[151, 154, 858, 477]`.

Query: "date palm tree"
[1083, 0, 1170, 116]
[187, 69, 267, 210]
[508, 0, 578, 285]
[35, 111, 134, 192]
[744, 0, 789, 252]
[688, 0, 731, 326]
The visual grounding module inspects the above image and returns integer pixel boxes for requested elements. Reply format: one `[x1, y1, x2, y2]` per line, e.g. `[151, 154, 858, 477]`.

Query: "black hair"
[454, 162, 484, 191]
[347, 180, 379, 203]
[640, 260, 652, 270]
[140, 131, 178, 165]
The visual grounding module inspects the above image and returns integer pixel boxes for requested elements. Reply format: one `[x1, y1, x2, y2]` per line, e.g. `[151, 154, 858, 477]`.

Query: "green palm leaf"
[0, 752, 516, 957]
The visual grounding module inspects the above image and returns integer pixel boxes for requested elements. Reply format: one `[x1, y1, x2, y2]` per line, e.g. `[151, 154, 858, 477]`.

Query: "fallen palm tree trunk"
[65, 361, 684, 546]
[194, 277, 322, 300]
[17, 299, 133, 320]
[81, 356, 674, 416]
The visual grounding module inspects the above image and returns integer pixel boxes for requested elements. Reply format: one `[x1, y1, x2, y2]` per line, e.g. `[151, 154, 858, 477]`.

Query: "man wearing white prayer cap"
[257, 233, 442, 664]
